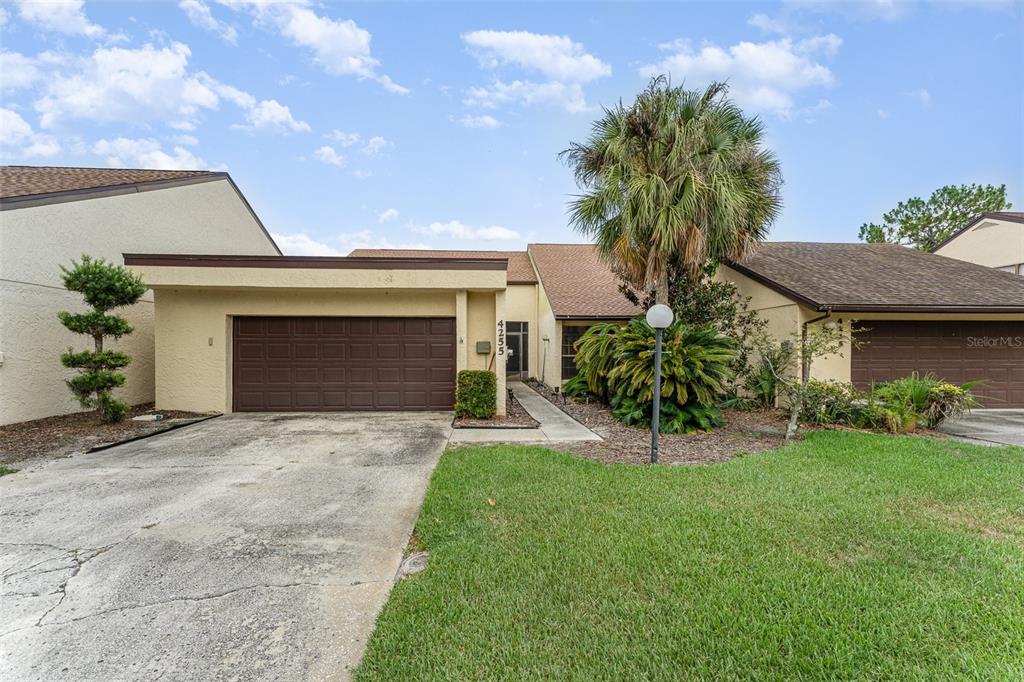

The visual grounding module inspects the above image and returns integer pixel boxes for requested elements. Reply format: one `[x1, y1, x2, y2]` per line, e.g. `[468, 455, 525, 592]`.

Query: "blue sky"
[1, 1, 1021, 255]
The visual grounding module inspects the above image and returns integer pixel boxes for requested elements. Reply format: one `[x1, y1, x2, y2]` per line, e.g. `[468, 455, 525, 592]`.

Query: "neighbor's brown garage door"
[852, 321, 1024, 407]
[232, 317, 456, 411]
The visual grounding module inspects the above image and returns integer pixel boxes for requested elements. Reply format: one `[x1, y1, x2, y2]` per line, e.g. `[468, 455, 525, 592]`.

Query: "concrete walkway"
[449, 382, 601, 444]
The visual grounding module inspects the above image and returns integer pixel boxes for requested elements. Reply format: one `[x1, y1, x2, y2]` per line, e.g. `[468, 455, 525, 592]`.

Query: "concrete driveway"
[0, 412, 452, 681]
[939, 409, 1024, 447]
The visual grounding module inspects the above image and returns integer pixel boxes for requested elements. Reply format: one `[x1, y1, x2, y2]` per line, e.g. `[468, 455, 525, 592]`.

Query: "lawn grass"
[357, 432, 1024, 681]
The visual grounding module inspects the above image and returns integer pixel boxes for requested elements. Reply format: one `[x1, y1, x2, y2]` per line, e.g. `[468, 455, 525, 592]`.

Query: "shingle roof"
[729, 242, 1024, 312]
[527, 243, 642, 319]
[349, 249, 537, 283]
[0, 165, 216, 200]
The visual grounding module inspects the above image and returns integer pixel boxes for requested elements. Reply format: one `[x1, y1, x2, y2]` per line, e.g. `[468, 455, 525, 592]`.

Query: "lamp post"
[645, 304, 674, 464]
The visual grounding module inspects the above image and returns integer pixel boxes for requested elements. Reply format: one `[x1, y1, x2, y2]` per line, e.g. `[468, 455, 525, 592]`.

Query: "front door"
[506, 321, 528, 379]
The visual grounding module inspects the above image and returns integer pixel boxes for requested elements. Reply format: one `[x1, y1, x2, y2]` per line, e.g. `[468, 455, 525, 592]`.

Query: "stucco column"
[455, 290, 468, 373]
[495, 289, 507, 416]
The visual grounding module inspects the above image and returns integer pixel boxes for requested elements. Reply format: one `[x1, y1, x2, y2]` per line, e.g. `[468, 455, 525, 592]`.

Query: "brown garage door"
[852, 321, 1024, 407]
[232, 317, 456, 411]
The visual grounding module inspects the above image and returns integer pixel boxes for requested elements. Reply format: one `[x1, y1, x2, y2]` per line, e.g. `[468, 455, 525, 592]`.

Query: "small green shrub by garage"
[455, 370, 497, 418]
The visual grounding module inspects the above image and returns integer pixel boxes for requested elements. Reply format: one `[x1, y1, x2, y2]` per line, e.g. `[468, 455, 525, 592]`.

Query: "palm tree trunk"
[655, 269, 669, 305]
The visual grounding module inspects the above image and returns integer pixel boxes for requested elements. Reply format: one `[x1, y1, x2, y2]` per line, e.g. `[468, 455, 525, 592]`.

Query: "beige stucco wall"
[535, 277, 561, 386]
[934, 217, 1024, 270]
[150, 284, 506, 415]
[0, 178, 280, 425]
[503, 284, 539, 378]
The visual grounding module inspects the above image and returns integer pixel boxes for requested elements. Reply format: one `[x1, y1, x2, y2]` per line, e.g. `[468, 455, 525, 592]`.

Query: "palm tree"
[562, 76, 782, 304]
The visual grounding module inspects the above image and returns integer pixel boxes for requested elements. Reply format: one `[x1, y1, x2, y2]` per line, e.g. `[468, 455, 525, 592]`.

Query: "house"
[932, 211, 1024, 275]
[0, 166, 281, 425]
[125, 236, 1024, 418]
[723, 242, 1024, 407]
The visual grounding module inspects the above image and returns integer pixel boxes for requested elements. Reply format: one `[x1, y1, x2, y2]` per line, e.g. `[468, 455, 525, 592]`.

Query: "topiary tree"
[58, 256, 147, 423]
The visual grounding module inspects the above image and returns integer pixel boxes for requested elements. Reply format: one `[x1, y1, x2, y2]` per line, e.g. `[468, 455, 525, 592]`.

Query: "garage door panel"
[350, 343, 373, 360]
[233, 316, 456, 411]
[377, 343, 400, 360]
[853, 321, 1024, 408]
[350, 319, 374, 336]
[265, 319, 290, 335]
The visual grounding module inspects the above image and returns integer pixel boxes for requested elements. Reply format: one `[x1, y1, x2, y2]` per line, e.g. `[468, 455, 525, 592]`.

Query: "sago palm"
[562, 76, 783, 303]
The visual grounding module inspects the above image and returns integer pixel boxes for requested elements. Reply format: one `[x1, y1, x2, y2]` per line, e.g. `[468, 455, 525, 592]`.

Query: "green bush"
[571, 318, 736, 433]
[742, 342, 794, 409]
[455, 370, 497, 418]
[872, 373, 977, 429]
[800, 380, 859, 425]
[854, 394, 919, 434]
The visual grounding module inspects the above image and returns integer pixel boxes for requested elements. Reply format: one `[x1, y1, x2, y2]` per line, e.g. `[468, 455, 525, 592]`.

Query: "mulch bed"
[453, 393, 539, 429]
[529, 382, 789, 465]
[0, 403, 213, 467]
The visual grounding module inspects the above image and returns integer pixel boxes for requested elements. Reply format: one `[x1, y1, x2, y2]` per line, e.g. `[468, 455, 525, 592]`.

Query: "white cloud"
[327, 129, 361, 146]
[413, 220, 520, 241]
[362, 135, 389, 156]
[15, 0, 105, 38]
[0, 108, 61, 158]
[378, 208, 399, 223]
[0, 6, 8, 28]
[92, 137, 207, 170]
[461, 30, 609, 113]
[35, 43, 219, 130]
[464, 80, 589, 113]
[313, 145, 345, 167]
[238, 99, 310, 133]
[0, 108, 34, 144]
[748, 13, 789, 34]
[337, 229, 431, 252]
[179, 0, 238, 44]
[31, 42, 307, 136]
[270, 230, 432, 255]
[462, 30, 611, 83]
[877, 108, 890, 119]
[269, 232, 344, 256]
[639, 36, 840, 118]
[218, 1, 408, 93]
[457, 114, 501, 129]
[906, 88, 931, 107]
[0, 51, 40, 92]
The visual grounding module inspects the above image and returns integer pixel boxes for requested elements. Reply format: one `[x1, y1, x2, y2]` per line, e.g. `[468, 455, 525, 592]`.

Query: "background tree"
[858, 183, 1011, 251]
[562, 76, 782, 304]
[58, 256, 147, 423]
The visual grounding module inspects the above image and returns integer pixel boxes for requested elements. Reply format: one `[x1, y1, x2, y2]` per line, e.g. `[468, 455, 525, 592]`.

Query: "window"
[561, 325, 588, 380]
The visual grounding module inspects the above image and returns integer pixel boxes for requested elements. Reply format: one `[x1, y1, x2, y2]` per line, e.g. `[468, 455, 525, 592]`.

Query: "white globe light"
[645, 304, 674, 329]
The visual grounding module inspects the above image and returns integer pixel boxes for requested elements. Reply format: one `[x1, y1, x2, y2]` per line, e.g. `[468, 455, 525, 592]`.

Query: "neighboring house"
[125, 238, 1024, 418]
[723, 242, 1024, 407]
[932, 211, 1024, 275]
[0, 166, 282, 425]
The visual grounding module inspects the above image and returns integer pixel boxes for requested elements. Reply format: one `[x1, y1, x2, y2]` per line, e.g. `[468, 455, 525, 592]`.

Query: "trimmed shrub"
[800, 380, 859, 425]
[872, 372, 978, 429]
[58, 255, 146, 423]
[455, 370, 497, 418]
